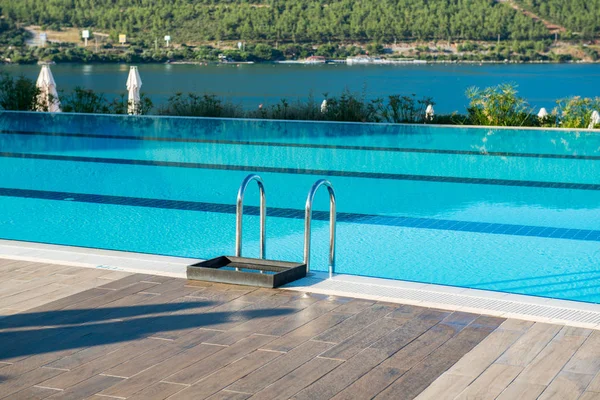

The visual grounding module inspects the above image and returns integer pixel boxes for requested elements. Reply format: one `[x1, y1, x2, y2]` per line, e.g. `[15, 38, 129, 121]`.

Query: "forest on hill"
[515, 0, 600, 39]
[1, 0, 552, 43]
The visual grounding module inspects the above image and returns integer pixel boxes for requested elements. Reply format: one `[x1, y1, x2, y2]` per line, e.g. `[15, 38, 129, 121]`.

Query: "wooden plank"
[10, 285, 94, 312]
[194, 293, 298, 333]
[255, 298, 345, 337]
[537, 371, 594, 400]
[497, 319, 535, 331]
[313, 304, 398, 343]
[227, 341, 333, 394]
[45, 342, 124, 371]
[103, 331, 221, 378]
[126, 382, 187, 400]
[331, 365, 406, 400]
[495, 382, 547, 400]
[580, 392, 600, 400]
[385, 304, 425, 320]
[45, 374, 123, 400]
[366, 309, 452, 359]
[0, 367, 64, 399]
[220, 296, 324, 335]
[454, 364, 523, 399]
[0, 348, 89, 377]
[167, 350, 280, 400]
[0, 282, 164, 362]
[562, 331, 600, 376]
[512, 331, 587, 386]
[251, 357, 342, 400]
[260, 312, 353, 353]
[99, 344, 223, 398]
[98, 274, 156, 290]
[372, 316, 503, 400]
[39, 338, 164, 390]
[495, 322, 562, 367]
[93, 270, 131, 281]
[442, 325, 526, 378]
[155, 297, 260, 342]
[206, 390, 251, 400]
[9, 385, 61, 400]
[332, 320, 470, 400]
[320, 317, 404, 361]
[0, 283, 71, 308]
[587, 371, 600, 392]
[164, 335, 277, 385]
[4, 287, 113, 319]
[382, 321, 473, 371]
[325, 299, 375, 314]
[292, 350, 387, 400]
[413, 374, 475, 400]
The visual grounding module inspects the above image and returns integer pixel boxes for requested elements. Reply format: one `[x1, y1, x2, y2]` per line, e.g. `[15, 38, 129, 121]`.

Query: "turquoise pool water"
[1, 112, 599, 302]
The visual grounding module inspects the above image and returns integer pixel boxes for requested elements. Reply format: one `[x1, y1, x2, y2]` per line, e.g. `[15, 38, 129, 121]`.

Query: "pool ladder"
[235, 174, 337, 278]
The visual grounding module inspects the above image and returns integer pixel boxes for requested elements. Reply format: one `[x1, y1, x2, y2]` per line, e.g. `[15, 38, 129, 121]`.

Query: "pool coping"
[2, 239, 600, 330]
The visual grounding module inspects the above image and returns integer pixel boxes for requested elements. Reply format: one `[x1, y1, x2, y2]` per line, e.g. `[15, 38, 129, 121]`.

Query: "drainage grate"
[284, 275, 600, 329]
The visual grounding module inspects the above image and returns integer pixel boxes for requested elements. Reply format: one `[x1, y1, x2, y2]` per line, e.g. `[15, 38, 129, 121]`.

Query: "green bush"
[554, 96, 600, 128]
[61, 87, 112, 113]
[61, 87, 153, 115]
[321, 90, 382, 123]
[466, 83, 537, 126]
[157, 93, 243, 118]
[381, 94, 433, 123]
[0, 73, 42, 111]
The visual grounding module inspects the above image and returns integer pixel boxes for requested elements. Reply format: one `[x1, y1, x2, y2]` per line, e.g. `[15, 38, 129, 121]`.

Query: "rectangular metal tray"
[187, 256, 307, 288]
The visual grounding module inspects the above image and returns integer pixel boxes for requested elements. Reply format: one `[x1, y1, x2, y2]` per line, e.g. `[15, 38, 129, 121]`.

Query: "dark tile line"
[1, 187, 598, 243]
[1, 151, 598, 191]
[2, 130, 599, 161]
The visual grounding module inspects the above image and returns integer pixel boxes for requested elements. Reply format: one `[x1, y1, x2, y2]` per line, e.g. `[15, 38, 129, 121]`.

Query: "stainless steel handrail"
[304, 179, 336, 278]
[236, 174, 266, 259]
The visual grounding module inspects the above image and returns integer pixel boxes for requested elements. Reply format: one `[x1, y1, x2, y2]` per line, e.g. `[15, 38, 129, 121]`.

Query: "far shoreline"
[4, 59, 600, 67]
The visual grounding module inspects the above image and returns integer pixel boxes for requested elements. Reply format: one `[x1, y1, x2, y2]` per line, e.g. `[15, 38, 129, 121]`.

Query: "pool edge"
[1, 239, 599, 330]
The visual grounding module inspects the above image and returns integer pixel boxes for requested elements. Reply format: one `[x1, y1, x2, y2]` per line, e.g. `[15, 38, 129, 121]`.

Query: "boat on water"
[218, 54, 254, 64]
[304, 55, 327, 64]
[346, 55, 376, 64]
[347, 55, 428, 65]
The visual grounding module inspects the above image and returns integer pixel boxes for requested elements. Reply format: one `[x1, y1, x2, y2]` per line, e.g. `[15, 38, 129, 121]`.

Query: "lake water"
[3, 63, 600, 113]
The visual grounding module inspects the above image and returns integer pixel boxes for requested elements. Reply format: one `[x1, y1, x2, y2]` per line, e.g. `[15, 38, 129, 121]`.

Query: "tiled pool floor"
[1, 260, 600, 399]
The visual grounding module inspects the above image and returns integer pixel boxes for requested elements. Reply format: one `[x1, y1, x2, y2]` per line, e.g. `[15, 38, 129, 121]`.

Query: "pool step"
[186, 174, 334, 287]
[187, 256, 306, 288]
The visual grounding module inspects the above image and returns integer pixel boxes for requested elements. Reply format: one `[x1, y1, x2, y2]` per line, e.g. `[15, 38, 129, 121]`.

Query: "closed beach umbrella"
[36, 65, 61, 112]
[589, 110, 600, 129]
[425, 104, 434, 121]
[126, 66, 142, 115]
[538, 108, 548, 119]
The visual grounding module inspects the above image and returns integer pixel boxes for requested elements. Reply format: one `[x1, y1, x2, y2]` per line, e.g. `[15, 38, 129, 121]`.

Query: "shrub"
[322, 89, 382, 123]
[466, 83, 537, 126]
[61, 87, 153, 115]
[381, 94, 433, 123]
[0, 73, 42, 111]
[61, 87, 112, 113]
[554, 96, 600, 128]
[157, 93, 243, 118]
[110, 94, 154, 115]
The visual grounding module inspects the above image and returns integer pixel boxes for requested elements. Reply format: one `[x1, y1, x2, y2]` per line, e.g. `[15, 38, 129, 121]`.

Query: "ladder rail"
[304, 179, 336, 278]
[236, 174, 266, 259]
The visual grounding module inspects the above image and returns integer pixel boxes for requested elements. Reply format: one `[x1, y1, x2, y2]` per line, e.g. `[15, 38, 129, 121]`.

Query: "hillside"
[515, 0, 600, 39]
[1, 0, 551, 44]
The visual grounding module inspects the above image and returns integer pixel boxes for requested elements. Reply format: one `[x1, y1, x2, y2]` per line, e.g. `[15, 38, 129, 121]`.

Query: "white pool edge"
[2, 239, 600, 330]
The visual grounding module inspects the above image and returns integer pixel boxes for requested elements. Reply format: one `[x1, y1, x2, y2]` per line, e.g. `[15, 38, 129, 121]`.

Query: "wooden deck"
[0, 259, 599, 399]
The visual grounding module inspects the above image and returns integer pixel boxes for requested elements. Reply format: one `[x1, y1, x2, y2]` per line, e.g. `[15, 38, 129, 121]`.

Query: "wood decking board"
[0, 259, 596, 399]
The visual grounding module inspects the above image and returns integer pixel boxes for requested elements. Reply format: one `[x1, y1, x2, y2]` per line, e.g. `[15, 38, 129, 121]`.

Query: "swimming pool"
[1, 111, 599, 303]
